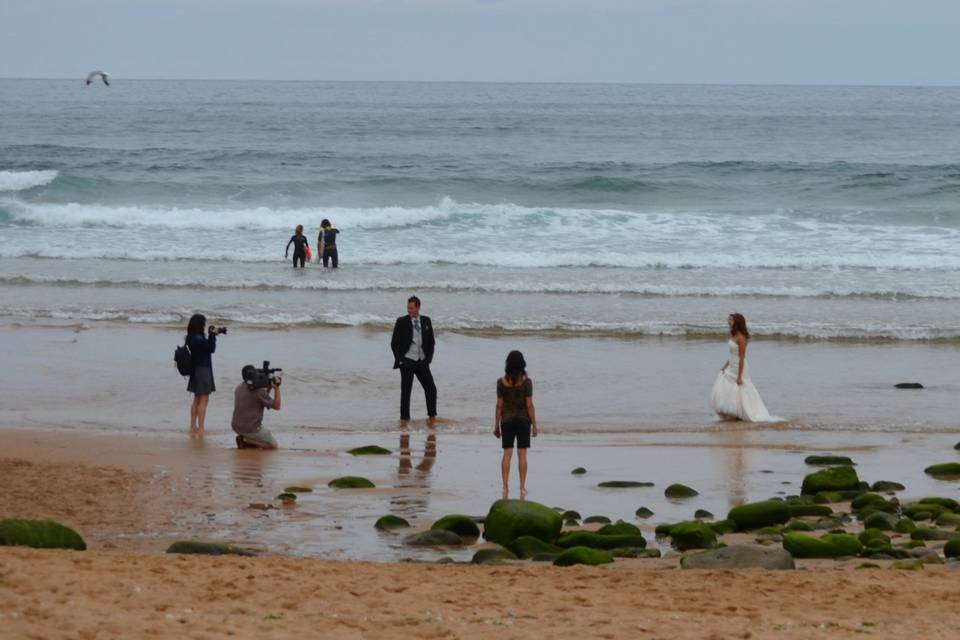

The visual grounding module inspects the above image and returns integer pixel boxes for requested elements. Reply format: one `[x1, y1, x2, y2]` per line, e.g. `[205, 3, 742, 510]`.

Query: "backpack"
[174, 344, 194, 376]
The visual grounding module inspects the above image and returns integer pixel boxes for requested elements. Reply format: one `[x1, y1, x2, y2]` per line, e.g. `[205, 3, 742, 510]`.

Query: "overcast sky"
[2, 0, 959, 85]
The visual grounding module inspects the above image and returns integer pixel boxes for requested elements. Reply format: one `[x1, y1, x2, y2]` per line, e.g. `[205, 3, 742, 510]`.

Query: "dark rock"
[851, 493, 892, 511]
[561, 510, 582, 521]
[283, 486, 313, 493]
[483, 499, 562, 546]
[571, 467, 587, 475]
[870, 480, 906, 492]
[375, 515, 410, 531]
[583, 515, 612, 524]
[553, 546, 614, 567]
[635, 507, 654, 519]
[470, 547, 517, 565]
[556, 532, 646, 550]
[668, 522, 717, 551]
[598, 481, 655, 488]
[863, 512, 899, 531]
[894, 382, 923, 389]
[348, 445, 391, 455]
[328, 476, 375, 489]
[924, 463, 960, 479]
[910, 528, 957, 541]
[431, 514, 481, 539]
[681, 544, 795, 570]
[403, 530, 464, 546]
[694, 509, 714, 520]
[530, 553, 558, 562]
[507, 536, 563, 559]
[664, 483, 699, 499]
[596, 521, 642, 537]
[0, 519, 86, 551]
[856, 563, 881, 570]
[858, 529, 891, 546]
[609, 547, 650, 558]
[804, 455, 855, 466]
[276, 492, 297, 503]
[943, 538, 960, 558]
[788, 504, 834, 518]
[727, 500, 791, 530]
[801, 466, 860, 494]
[782, 532, 863, 559]
[166, 541, 255, 556]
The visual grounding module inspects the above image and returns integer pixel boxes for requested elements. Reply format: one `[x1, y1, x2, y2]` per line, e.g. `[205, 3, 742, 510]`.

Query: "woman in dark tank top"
[494, 350, 538, 499]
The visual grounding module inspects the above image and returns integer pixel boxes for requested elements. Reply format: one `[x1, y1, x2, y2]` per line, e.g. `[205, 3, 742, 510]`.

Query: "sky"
[2, 0, 959, 85]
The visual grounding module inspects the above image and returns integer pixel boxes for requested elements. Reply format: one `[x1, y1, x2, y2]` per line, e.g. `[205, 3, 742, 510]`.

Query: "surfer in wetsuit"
[318, 218, 339, 268]
[285, 225, 309, 268]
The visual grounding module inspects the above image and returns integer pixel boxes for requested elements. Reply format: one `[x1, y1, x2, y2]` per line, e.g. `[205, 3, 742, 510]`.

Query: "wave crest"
[0, 170, 58, 192]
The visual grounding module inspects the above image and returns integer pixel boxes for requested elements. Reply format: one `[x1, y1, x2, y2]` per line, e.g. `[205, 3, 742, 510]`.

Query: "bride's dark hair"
[729, 313, 750, 340]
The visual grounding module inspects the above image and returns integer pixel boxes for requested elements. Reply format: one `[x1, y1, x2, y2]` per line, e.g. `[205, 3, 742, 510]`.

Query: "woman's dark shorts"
[501, 418, 531, 449]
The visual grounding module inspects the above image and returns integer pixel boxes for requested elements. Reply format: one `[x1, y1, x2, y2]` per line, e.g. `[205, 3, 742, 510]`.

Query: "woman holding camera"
[186, 313, 220, 434]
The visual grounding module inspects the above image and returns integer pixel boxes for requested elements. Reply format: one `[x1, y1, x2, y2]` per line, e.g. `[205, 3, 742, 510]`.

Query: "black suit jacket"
[391, 315, 435, 368]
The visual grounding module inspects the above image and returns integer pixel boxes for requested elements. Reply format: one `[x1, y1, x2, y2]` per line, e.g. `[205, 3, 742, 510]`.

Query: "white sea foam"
[0, 170, 58, 192]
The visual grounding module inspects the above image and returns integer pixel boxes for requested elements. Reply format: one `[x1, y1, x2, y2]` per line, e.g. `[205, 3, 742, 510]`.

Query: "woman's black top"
[286, 235, 309, 255]
[319, 228, 339, 247]
[187, 332, 216, 368]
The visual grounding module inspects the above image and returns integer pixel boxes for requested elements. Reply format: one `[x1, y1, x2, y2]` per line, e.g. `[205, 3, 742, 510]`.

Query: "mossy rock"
[531, 552, 558, 562]
[635, 507, 654, 519]
[813, 491, 846, 504]
[654, 523, 674, 537]
[553, 546, 614, 567]
[556, 532, 646, 550]
[757, 526, 783, 536]
[812, 515, 850, 531]
[924, 463, 960, 479]
[483, 499, 562, 546]
[894, 382, 923, 389]
[431, 514, 481, 539]
[375, 515, 410, 531]
[561, 510, 582, 521]
[801, 466, 860, 494]
[583, 515, 612, 525]
[850, 493, 891, 511]
[507, 535, 563, 559]
[276, 492, 297, 503]
[609, 546, 650, 558]
[166, 541, 255, 556]
[668, 521, 717, 551]
[904, 503, 948, 519]
[856, 563, 881, 570]
[936, 512, 960, 526]
[804, 455, 855, 466]
[571, 467, 587, 475]
[858, 529, 891, 546]
[694, 509, 714, 520]
[788, 504, 834, 518]
[403, 530, 463, 546]
[784, 520, 814, 532]
[910, 528, 956, 541]
[283, 486, 313, 493]
[943, 538, 960, 558]
[0, 519, 86, 551]
[917, 497, 959, 511]
[708, 519, 736, 535]
[871, 480, 905, 492]
[598, 481, 654, 488]
[727, 500, 791, 531]
[783, 533, 862, 559]
[664, 483, 699, 499]
[596, 521, 642, 537]
[470, 547, 517, 565]
[863, 511, 899, 531]
[890, 559, 925, 571]
[348, 445, 391, 456]
[894, 518, 918, 534]
[328, 476, 375, 489]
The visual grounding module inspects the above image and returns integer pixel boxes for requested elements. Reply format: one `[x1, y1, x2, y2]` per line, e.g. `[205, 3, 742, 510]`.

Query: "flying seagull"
[86, 70, 110, 86]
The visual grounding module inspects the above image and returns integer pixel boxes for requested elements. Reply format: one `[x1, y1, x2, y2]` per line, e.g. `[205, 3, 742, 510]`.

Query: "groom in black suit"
[390, 295, 437, 422]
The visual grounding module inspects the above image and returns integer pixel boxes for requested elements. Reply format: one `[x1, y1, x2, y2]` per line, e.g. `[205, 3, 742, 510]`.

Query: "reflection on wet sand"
[720, 426, 748, 509]
[392, 430, 438, 520]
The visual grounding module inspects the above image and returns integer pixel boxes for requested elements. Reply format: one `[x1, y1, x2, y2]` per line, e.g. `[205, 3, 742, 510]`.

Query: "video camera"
[243, 360, 282, 391]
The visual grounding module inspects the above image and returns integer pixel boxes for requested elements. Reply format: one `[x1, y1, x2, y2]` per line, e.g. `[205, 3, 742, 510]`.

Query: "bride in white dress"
[710, 313, 773, 422]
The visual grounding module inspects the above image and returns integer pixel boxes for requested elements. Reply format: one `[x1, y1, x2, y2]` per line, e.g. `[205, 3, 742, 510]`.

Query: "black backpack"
[174, 344, 194, 376]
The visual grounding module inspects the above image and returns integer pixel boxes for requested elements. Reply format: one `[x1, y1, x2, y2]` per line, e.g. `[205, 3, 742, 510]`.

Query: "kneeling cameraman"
[232, 363, 282, 449]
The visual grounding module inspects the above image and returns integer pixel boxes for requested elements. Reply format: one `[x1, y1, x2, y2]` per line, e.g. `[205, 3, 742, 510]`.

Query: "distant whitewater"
[1, 80, 960, 340]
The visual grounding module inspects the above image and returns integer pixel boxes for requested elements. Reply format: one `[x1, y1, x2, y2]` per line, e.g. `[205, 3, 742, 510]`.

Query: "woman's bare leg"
[500, 449, 513, 499]
[517, 449, 529, 499]
[195, 395, 209, 433]
[190, 396, 200, 432]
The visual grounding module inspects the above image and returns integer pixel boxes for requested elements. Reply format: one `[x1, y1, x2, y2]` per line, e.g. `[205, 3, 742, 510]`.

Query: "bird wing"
[86, 70, 103, 82]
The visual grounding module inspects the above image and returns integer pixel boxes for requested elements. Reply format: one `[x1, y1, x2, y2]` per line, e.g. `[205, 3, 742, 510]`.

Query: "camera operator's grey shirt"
[231, 384, 274, 434]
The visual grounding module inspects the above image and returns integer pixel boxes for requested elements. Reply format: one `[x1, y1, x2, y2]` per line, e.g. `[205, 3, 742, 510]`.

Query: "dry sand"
[4, 431, 960, 639]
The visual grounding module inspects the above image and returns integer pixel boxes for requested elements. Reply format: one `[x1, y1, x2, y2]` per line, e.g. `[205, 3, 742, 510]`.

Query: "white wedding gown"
[710, 339, 773, 422]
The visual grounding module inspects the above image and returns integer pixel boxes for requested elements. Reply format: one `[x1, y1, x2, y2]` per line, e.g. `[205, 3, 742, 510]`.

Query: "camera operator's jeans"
[238, 426, 277, 448]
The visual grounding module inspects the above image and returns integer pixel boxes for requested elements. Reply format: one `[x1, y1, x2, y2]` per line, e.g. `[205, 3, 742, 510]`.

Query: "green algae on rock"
[431, 514, 481, 539]
[583, 515, 612, 525]
[571, 467, 587, 475]
[863, 512, 899, 531]
[348, 445, 391, 456]
[870, 480, 905, 492]
[727, 500, 791, 530]
[943, 538, 960, 558]
[0, 519, 86, 551]
[924, 463, 960, 479]
[375, 515, 410, 531]
[328, 476, 376, 489]
[507, 535, 563, 559]
[166, 541, 255, 556]
[552, 546, 614, 567]
[635, 507, 654, 519]
[664, 483, 699, 499]
[804, 455, 855, 466]
[595, 521, 642, 537]
[782, 532, 863, 559]
[556, 531, 646, 550]
[668, 521, 717, 551]
[787, 504, 834, 518]
[283, 486, 313, 493]
[483, 499, 562, 546]
[470, 547, 517, 564]
[403, 530, 463, 546]
[801, 466, 860, 494]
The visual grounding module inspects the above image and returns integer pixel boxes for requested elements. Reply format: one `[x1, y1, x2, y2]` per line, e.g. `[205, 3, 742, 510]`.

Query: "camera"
[244, 360, 282, 391]
[209, 325, 228, 335]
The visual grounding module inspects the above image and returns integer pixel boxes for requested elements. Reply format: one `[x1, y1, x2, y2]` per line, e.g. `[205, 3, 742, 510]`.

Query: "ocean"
[2, 80, 960, 340]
